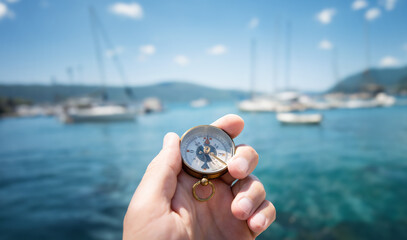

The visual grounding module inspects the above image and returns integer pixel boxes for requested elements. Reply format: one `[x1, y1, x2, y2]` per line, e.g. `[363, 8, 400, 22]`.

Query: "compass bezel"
[180, 125, 235, 180]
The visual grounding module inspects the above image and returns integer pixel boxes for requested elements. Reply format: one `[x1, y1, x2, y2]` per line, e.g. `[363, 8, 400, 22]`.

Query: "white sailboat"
[277, 113, 323, 125]
[375, 93, 396, 107]
[60, 7, 136, 123]
[238, 22, 309, 113]
[190, 98, 209, 108]
[143, 97, 163, 113]
[63, 105, 135, 123]
[237, 38, 285, 112]
[238, 97, 280, 112]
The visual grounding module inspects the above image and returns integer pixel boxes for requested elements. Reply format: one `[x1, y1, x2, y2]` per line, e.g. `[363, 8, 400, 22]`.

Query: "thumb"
[138, 132, 182, 202]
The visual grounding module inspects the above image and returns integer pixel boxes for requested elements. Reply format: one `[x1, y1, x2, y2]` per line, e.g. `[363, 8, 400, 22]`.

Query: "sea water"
[0, 103, 406, 239]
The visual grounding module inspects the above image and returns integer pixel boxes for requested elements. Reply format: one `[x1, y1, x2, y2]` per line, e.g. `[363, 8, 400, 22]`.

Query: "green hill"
[0, 81, 249, 103]
[330, 66, 407, 94]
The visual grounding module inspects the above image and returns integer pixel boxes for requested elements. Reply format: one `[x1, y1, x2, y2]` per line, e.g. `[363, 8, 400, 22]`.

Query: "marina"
[1, 103, 407, 239]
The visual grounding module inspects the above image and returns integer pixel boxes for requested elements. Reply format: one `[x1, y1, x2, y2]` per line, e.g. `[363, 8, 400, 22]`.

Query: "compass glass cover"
[180, 125, 234, 174]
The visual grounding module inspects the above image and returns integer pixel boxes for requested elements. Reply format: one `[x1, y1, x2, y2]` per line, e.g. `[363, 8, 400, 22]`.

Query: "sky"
[0, 0, 406, 92]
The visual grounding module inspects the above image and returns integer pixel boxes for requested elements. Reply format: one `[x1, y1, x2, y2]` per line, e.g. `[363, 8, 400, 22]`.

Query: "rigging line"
[284, 21, 291, 91]
[89, 6, 108, 100]
[250, 38, 256, 100]
[272, 17, 280, 93]
[363, 19, 373, 85]
[91, 8, 131, 90]
[332, 47, 339, 86]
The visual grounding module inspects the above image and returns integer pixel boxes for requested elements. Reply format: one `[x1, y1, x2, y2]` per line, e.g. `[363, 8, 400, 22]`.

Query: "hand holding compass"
[124, 115, 276, 240]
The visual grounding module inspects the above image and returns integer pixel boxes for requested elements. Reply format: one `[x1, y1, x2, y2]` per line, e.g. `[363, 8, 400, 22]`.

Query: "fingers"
[248, 200, 276, 236]
[221, 144, 259, 185]
[213, 114, 275, 235]
[211, 114, 247, 184]
[231, 175, 266, 220]
[231, 175, 276, 236]
[137, 132, 182, 202]
[211, 114, 244, 139]
[228, 145, 259, 179]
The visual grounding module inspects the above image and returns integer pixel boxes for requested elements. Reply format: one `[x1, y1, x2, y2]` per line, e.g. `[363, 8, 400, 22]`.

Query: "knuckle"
[250, 147, 259, 161]
[243, 175, 266, 200]
[250, 178, 266, 198]
[242, 146, 258, 161]
[253, 179, 265, 191]
[268, 201, 277, 222]
[237, 145, 259, 161]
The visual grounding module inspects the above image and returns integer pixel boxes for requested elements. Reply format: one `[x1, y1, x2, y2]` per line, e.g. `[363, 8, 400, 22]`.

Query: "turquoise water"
[1, 103, 407, 239]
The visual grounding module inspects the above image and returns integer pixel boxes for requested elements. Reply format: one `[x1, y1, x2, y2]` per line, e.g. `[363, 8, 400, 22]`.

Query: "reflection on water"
[0, 103, 407, 239]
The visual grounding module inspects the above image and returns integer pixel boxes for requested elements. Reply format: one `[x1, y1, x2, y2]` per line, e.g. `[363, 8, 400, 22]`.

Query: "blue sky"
[0, 0, 406, 92]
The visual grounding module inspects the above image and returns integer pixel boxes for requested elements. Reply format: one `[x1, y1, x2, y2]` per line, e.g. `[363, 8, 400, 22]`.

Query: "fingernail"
[252, 213, 267, 229]
[163, 132, 176, 148]
[238, 198, 253, 216]
[233, 157, 249, 175]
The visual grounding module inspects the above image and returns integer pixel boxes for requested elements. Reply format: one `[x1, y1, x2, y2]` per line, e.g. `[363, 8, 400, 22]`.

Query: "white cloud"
[316, 8, 336, 24]
[139, 44, 156, 55]
[352, 0, 368, 10]
[382, 0, 397, 11]
[6, 0, 19, 4]
[318, 39, 333, 50]
[173, 55, 190, 66]
[0, 2, 14, 20]
[0, 3, 7, 19]
[248, 17, 259, 29]
[379, 56, 399, 67]
[106, 46, 124, 58]
[109, 2, 143, 19]
[137, 44, 156, 61]
[207, 44, 227, 55]
[365, 8, 381, 21]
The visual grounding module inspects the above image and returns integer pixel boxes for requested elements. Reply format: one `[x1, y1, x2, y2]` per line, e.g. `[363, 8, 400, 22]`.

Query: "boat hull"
[60, 105, 136, 123]
[277, 113, 323, 125]
[68, 113, 135, 123]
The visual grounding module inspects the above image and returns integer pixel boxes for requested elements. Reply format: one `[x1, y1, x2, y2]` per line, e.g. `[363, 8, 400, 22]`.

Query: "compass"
[180, 125, 235, 201]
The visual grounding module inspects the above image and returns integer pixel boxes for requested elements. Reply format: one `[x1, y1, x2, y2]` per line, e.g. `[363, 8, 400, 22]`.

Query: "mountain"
[0, 81, 249, 103]
[330, 66, 407, 94]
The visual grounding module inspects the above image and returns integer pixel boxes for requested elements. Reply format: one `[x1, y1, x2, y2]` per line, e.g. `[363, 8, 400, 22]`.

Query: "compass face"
[180, 125, 235, 176]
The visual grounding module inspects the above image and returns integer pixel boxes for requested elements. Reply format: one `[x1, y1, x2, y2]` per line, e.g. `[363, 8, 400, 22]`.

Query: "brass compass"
[180, 125, 235, 201]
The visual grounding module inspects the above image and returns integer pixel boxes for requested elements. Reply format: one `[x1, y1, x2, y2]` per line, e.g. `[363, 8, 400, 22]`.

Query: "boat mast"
[66, 66, 75, 98]
[250, 38, 256, 100]
[364, 19, 371, 73]
[89, 7, 108, 101]
[284, 21, 291, 91]
[332, 47, 339, 86]
[272, 18, 280, 93]
[363, 18, 373, 89]
[89, 7, 134, 100]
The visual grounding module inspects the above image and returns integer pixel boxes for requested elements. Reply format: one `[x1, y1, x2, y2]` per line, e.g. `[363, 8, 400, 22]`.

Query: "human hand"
[123, 114, 276, 239]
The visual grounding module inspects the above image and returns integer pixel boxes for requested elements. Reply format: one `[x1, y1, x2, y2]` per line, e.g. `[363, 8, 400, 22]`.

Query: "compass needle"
[209, 152, 227, 166]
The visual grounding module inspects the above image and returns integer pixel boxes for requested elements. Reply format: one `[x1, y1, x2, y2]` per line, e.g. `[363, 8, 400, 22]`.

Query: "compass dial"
[180, 125, 235, 177]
